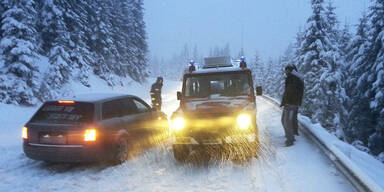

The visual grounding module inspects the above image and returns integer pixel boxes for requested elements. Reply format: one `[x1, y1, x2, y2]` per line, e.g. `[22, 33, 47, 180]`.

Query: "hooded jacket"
[281, 71, 304, 106]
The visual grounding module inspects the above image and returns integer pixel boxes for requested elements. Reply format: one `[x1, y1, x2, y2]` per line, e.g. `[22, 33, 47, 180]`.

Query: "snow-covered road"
[0, 80, 355, 192]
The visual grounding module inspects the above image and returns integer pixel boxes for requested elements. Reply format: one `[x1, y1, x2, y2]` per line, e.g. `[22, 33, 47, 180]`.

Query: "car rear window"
[30, 102, 94, 124]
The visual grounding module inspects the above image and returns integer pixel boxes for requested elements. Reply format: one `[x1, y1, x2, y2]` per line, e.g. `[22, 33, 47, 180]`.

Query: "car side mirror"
[256, 86, 263, 96]
[177, 91, 182, 100]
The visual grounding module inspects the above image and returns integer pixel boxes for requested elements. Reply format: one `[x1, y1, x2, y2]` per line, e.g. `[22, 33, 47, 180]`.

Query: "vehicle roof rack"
[202, 56, 233, 69]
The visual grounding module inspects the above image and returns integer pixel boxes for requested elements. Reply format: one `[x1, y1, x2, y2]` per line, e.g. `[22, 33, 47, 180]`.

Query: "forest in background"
[149, 0, 384, 161]
[0, 0, 382, 162]
[0, 0, 148, 105]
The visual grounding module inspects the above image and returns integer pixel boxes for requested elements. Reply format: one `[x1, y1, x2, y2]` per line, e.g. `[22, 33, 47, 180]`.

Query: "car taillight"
[22, 127, 28, 139]
[84, 129, 97, 141]
[58, 100, 75, 105]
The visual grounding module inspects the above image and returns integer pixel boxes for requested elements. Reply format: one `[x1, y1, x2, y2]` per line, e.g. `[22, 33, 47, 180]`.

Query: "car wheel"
[113, 138, 129, 165]
[173, 145, 189, 163]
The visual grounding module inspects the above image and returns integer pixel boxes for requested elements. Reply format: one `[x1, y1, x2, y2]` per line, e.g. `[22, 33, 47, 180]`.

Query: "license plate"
[202, 139, 222, 144]
[39, 133, 67, 145]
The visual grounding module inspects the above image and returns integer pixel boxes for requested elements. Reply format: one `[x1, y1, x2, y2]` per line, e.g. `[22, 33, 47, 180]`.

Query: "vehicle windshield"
[30, 102, 94, 124]
[184, 72, 251, 98]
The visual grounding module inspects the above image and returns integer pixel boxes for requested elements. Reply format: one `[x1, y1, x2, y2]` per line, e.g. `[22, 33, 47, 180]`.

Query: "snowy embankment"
[261, 95, 384, 192]
[0, 77, 356, 192]
[299, 116, 384, 192]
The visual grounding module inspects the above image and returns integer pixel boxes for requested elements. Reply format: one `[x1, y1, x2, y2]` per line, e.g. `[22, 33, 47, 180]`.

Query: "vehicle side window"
[133, 99, 150, 113]
[121, 98, 138, 116]
[102, 100, 122, 120]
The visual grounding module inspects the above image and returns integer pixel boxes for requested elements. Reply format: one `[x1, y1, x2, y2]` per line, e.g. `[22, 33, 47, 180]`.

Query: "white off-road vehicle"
[171, 56, 260, 162]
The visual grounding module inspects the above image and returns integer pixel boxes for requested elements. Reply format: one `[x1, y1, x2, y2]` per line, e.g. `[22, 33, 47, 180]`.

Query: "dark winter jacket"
[281, 71, 304, 107]
[150, 82, 163, 104]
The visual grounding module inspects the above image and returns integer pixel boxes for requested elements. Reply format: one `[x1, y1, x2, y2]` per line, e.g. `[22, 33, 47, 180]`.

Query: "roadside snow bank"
[299, 115, 384, 192]
[262, 95, 384, 191]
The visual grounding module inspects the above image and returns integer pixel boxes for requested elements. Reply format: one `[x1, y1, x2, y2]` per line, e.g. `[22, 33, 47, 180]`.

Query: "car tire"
[112, 137, 129, 165]
[173, 145, 189, 163]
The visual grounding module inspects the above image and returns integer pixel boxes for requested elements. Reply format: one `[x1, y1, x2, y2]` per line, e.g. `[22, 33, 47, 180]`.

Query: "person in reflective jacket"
[150, 77, 163, 111]
[280, 64, 304, 146]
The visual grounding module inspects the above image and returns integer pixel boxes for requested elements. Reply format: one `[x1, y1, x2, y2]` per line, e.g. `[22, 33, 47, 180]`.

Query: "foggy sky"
[144, 0, 368, 61]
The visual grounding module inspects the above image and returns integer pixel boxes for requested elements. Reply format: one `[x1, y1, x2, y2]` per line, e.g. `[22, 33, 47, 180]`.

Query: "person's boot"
[285, 140, 294, 147]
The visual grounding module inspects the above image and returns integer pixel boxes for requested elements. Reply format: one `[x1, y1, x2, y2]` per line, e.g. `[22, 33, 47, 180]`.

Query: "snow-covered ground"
[0, 77, 362, 192]
[299, 115, 384, 191]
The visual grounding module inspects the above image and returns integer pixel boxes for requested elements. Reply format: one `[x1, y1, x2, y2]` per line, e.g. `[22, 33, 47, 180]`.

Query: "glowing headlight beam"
[172, 117, 185, 131]
[237, 114, 251, 129]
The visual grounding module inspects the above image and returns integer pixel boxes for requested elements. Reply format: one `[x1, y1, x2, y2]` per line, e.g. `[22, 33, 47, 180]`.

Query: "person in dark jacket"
[280, 64, 304, 146]
[150, 77, 163, 111]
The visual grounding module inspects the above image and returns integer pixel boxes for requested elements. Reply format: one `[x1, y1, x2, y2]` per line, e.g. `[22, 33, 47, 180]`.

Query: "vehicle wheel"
[112, 138, 129, 165]
[173, 145, 189, 163]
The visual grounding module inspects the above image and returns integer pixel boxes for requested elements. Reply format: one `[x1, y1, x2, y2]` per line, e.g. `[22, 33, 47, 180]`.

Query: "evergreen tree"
[366, 0, 384, 156]
[125, 0, 148, 82]
[223, 43, 231, 57]
[278, 44, 295, 100]
[324, 1, 339, 43]
[249, 51, 264, 87]
[36, 0, 73, 100]
[263, 58, 275, 96]
[296, 0, 346, 133]
[87, 0, 116, 81]
[0, 0, 39, 105]
[338, 22, 352, 57]
[344, 11, 371, 142]
[60, 0, 92, 86]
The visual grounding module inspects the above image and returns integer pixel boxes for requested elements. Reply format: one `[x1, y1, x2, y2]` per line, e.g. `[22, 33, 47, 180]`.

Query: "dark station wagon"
[22, 94, 169, 164]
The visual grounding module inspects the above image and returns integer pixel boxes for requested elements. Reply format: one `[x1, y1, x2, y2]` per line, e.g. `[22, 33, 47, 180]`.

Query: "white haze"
[144, 0, 368, 60]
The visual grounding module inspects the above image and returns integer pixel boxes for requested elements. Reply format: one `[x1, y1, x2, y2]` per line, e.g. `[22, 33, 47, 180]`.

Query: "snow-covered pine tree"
[324, 1, 339, 44]
[249, 51, 264, 88]
[116, 0, 148, 83]
[345, 11, 369, 64]
[192, 45, 203, 67]
[61, 0, 92, 87]
[263, 58, 275, 96]
[272, 58, 283, 99]
[338, 22, 352, 57]
[87, 0, 116, 82]
[34, 0, 73, 100]
[366, 0, 384, 156]
[223, 43, 231, 57]
[0, 2, 7, 41]
[297, 0, 329, 117]
[277, 44, 296, 100]
[237, 47, 244, 58]
[289, 28, 305, 70]
[0, 0, 39, 105]
[296, 0, 346, 134]
[344, 11, 372, 143]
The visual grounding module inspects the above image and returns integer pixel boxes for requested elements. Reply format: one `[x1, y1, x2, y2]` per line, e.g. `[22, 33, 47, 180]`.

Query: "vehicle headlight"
[172, 117, 185, 131]
[237, 114, 251, 129]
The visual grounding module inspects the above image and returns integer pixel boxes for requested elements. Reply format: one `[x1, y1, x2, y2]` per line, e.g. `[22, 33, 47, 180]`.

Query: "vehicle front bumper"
[23, 141, 113, 163]
[172, 133, 257, 145]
